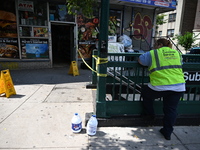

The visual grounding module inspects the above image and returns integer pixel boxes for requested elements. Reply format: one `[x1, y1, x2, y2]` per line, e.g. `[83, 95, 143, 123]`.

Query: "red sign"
[18, 1, 34, 12]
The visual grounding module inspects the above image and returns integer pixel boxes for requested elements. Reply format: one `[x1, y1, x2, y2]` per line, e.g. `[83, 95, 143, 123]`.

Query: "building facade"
[0, 0, 176, 70]
[156, 0, 200, 52]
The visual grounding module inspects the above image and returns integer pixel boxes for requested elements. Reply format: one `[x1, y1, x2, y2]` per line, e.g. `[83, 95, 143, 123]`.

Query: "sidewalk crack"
[0, 85, 42, 124]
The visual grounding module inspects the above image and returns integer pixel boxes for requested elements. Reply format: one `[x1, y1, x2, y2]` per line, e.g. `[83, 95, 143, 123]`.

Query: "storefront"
[0, 0, 76, 69]
[0, 0, 176, 70]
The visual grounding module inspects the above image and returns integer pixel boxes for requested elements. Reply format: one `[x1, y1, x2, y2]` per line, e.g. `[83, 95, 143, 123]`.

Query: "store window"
[167, 29, 174, 37]
[168, 13, 176, 22]
[0, 0, 19, 59]
[49, 4, 75, 22]
[109, 10, 122, 36]
[18, 0, 49, 59]
[77, 8, 99, 60]
[18, 1, 47, 26]
[159, 31, 162, 37]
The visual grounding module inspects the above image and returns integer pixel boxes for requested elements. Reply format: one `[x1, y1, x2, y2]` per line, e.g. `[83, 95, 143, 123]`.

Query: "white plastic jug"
[71, 113, 82, 133]
[86, 115, 98, 136]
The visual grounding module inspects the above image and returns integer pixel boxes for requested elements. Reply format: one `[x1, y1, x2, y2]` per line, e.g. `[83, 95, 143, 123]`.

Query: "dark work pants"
[141, 86, 184, 137]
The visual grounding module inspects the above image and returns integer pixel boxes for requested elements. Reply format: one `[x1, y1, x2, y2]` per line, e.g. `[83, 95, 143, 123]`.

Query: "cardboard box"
[108, 35, 117, 43]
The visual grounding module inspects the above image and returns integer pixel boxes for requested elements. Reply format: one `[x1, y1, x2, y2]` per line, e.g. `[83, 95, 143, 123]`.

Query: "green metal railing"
[92, 51, 200, 118]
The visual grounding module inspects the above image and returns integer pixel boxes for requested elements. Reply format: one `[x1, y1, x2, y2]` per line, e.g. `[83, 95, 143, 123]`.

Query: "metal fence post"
[96, 0, 110, 118]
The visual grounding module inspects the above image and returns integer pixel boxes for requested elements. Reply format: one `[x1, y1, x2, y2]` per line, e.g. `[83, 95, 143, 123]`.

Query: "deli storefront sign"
[184, 71, 200, 84]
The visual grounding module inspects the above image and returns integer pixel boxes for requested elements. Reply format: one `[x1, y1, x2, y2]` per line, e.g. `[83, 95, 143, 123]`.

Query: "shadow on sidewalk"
[9, 67, 92, 85]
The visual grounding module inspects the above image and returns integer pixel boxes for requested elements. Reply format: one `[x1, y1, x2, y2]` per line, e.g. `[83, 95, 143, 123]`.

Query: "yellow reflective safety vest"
[149, 47, 185, 86]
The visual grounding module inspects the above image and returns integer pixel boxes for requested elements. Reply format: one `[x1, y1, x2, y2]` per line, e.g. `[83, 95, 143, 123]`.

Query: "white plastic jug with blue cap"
[86, 115, 98, 136]
[71, 113, 82, 133]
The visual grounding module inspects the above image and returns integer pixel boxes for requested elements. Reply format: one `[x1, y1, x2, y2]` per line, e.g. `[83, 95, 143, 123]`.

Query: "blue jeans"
[141, 86, 184, 137]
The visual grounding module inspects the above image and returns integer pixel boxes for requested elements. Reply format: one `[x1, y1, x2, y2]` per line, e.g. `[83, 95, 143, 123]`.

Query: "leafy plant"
[155, 14, 167, 35]
[156, 14, 167, 26]
[173, 32, 199, 52]
[66, 0, 98, 18]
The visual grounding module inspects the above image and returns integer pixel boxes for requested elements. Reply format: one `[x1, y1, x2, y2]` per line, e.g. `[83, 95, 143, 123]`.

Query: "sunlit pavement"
[0, 67, 199, 150]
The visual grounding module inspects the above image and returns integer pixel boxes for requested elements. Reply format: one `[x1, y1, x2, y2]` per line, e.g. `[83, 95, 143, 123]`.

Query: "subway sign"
[184, 72, 200, 84]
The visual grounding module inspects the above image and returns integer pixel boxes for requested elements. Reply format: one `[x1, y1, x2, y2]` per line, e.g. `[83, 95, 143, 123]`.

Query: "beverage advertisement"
[20, 39, 49, 59]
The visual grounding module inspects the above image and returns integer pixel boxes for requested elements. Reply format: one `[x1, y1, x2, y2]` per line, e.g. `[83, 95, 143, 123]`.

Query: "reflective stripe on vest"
[149, 48, 185, 86]
[149, 49, 182, 74]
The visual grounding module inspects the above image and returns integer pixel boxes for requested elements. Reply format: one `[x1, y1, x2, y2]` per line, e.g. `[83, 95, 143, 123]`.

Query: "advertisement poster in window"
[0, 38, 19, 58]
[33, 27, 48, 37]
[78, 44, 96, 59]
[20, 39, 49, 59]
[0, 0, 17, 38]
[77, 15, 99, 42]
[77, 14, 99, 59]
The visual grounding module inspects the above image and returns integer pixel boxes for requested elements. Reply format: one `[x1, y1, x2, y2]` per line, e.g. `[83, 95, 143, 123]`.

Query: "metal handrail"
[152, 36, 182, 53]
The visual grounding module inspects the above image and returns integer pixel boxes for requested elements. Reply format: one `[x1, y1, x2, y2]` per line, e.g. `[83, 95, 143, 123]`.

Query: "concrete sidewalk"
[0, 67, 199, 150]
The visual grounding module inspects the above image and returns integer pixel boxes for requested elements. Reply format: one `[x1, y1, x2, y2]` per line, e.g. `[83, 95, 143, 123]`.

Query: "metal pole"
[96, 0, 109, 118]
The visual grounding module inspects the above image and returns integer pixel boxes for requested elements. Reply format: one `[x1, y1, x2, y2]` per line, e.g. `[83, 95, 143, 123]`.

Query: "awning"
[109, 0, 177, 13]
[45, 0, 176, 13]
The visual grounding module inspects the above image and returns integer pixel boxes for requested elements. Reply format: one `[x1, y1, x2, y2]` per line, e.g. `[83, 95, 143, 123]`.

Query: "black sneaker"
[159, 128, 171, 140]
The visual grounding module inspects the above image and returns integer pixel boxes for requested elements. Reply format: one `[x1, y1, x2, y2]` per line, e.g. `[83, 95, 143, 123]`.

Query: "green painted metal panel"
[94, 52, 200, 118]
[178, 101, 200, 114]
[96, 101, 200, 118]
[96, 102, 107, 118]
